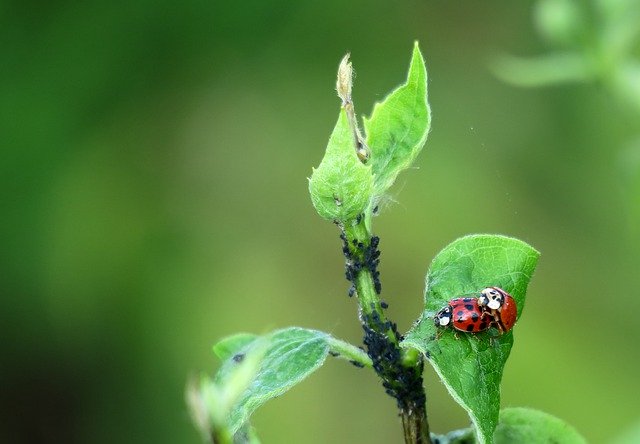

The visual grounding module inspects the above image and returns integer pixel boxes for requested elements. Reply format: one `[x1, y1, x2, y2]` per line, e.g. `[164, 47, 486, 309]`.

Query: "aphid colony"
[434, 287, 517, 335]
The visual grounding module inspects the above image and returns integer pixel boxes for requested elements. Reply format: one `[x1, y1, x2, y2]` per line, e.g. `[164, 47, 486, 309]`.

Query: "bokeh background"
[2, 1, 640, 443]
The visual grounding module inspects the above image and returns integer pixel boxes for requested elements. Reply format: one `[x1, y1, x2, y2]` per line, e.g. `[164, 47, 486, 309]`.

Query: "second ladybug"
[477, 287, 518, 333]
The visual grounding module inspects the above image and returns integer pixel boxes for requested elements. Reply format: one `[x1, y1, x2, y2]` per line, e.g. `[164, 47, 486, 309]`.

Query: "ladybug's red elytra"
[434, 297, 491, 333]
[477, 287, 518, 333]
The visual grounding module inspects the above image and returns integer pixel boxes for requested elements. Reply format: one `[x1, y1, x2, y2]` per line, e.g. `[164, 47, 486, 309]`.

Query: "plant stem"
[340, 216, 432, 444]
[401, 404, 431, 444]
[326, 336, 373, 368]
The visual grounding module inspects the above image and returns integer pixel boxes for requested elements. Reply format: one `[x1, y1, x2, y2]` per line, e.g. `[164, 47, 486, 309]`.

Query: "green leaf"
[534, 0, 586, 48]
[363, 41, 431, 198]
[214, 327, 331, 434]
[309, 108, 374, 222]
[187, 341, 266, 444]
[494, 407, 586, 444]
[612, 418, 640, 444]
[491, 53, 593, 87]
[234, 422, 262, 444]
[402, 234, 540, 444]
[213, 333, 259, 360]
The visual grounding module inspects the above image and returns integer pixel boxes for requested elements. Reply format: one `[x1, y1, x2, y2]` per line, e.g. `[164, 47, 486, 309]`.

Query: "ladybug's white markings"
[478, 287, 505, 310]
[435, 306, 452, 327]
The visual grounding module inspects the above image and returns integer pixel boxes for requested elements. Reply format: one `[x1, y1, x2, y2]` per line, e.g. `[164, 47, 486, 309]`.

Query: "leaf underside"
[402, 234, 539, 444]
[213, 327, 331, 434]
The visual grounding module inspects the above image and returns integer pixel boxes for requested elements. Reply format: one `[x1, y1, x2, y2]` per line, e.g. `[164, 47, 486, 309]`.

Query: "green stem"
[326, 336, 373, 368]
[342, 218, 396, 342]
[340, 215, 432, 444]
[401, 346, 422, 367]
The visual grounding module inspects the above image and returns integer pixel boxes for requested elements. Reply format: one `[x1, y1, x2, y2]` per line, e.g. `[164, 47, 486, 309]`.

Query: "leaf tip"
[336, 53, 353, 105]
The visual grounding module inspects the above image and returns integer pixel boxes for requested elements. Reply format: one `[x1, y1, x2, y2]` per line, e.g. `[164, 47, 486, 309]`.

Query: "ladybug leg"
[481, 310, 499, 323]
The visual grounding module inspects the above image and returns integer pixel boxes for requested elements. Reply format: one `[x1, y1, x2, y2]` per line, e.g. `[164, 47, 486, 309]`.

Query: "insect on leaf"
[402, 234, 539, 444]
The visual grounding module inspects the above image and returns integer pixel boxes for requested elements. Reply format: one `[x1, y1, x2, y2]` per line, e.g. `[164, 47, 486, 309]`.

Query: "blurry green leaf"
[534, 0, 586, 47]
[186, 375, 215, 443]
[363, 41, 431, 199]
[612, 418, 640, 444]
[213, 333, 258, 360]
[494, 407, 586, 443]
[402, 235, 539, 444]
[619, 138, 640, 239]
[214, 327, 331, 434]
[492, 53, 593, 87]
[309, 109, 374, 222]
[611, 60, 640, 113]
[191, 328, 362, 443]
[234, 422, 262, 444]
[598, 0, 640, 60]
[187, 338, 266, 444]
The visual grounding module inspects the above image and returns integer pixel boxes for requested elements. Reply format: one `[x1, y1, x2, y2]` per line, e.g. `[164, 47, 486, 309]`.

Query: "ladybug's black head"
[434, 305, 452, 327]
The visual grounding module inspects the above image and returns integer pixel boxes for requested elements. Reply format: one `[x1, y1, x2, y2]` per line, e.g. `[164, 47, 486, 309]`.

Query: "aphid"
[477, 287, 518, 333]
[434, 297, 490, 333]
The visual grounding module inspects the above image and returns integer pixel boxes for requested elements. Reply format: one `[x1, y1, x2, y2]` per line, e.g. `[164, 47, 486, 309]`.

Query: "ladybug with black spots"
[477, 287, 518, 333]
[434, 297, 491, 333]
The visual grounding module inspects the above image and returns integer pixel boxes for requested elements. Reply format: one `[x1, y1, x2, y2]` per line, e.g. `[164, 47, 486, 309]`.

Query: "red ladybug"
[477, 287, 518, 333]
[434, 297, 491, 333]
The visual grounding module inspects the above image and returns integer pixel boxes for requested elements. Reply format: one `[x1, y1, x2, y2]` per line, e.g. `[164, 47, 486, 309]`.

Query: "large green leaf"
[494, 407, 586, 443]
[402, 235, 539, 444]
[363, 41, 431, 198]
[214, 327, 331, 434]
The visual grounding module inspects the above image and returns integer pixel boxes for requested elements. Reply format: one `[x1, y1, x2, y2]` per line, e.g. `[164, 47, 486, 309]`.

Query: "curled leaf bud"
[309, 109, 373, 222]
[336, 53, 353, 105]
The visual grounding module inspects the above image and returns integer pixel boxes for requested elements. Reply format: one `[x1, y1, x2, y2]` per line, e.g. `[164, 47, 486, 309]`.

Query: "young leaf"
[213, 333, 258, 360]
[402, 235, 540, 444]
[214, 327, 331, 434]
[363, 41, 431, 198]
[193, 329, 367, 442]
[309, 108, 374, 222]
[187, 341, 267, 444]
[494, 407, 586, 443]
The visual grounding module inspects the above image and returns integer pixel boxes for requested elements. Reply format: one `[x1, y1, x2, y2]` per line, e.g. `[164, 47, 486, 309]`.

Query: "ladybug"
[434, 297, 491, 333]
[477, 287, 518, 333]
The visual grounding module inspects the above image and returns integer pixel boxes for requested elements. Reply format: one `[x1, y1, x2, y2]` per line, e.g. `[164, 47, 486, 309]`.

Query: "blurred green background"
[2, 1, 640, 443]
